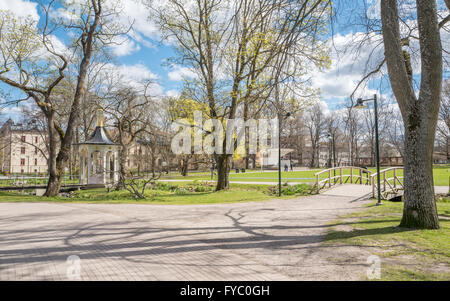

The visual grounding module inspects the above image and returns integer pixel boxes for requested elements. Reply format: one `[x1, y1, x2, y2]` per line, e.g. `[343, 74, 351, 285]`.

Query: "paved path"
[435, 186, 449, 194]
[0, 185, 375, 280]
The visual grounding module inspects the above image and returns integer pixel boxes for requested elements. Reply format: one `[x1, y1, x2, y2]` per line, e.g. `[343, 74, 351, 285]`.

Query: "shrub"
[174, 187, 188, 195]
[267, 184, 313, 196]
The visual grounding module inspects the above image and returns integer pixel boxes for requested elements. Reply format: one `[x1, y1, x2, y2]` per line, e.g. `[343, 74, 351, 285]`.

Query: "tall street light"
[354, 94, 382, 206]
[278, 111, 291, 197]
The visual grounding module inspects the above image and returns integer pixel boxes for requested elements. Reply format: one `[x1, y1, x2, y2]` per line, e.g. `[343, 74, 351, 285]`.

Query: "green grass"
[380, 266, 450, 281]
[159, 166, 449, 186]
[0, 183, 277, 205]
[325, 200, 450, 280]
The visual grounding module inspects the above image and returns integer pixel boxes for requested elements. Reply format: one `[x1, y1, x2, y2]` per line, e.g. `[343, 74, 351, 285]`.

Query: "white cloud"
[317, 99, 331, 116]
[120, 0, 161, 41]
[165, 89, 180, 98]
[99, 63, 163, 96]
[168, 65, 197, 81]
[0, 0, 39, 20]
[110, 39, 141, 57]
[104, 63, 158, 82]
[311, 32, 385, 103]
[107, 0, 162, 56]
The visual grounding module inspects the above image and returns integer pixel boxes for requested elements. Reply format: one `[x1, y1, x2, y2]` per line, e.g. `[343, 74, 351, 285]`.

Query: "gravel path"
[0, 185, 374, 280]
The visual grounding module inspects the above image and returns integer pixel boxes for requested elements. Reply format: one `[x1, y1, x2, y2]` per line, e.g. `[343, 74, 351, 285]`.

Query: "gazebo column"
[80, 156, 85, 184]
[114, 151, 119, 183]
[79, 156, 82, 184]
[87, 150, 92, 185]
[102, 151, 107, 185]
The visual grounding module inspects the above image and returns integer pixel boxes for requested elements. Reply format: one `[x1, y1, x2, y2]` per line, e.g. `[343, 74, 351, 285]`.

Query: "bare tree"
[149, 0, 332, 190]
[285, 111, 307, 167]
[124, 171, 161, 199]
[385, 103, 405, 159]
[102, 81, 154, 190]
[325, 114, 341, 167]
[342, 106, 362, 166]
[437, 80, 450, 160]
[0, 0, 130, 196]
[304, 104, 327, 168]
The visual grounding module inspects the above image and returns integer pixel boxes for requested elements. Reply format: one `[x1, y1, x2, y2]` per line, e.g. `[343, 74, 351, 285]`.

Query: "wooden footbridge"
[315, 166, 404, 200]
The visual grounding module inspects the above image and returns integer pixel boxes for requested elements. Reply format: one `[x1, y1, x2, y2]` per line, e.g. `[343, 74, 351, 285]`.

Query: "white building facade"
[0, 119, 48, 174]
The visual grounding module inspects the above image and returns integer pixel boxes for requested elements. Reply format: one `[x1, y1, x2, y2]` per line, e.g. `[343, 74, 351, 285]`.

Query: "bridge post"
[372, 176, 376, 198]
[328, 170, 331, 188]
[316, 174, 320, 194]
[350, 167, 353, 183]
[393, 169, 397, 189]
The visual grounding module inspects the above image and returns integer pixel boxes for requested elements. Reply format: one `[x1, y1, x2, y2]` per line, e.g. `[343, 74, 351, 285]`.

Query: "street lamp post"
[354, 94, 382, 206]
[278, 112, 291, 197]
[327, 133, 336, 176]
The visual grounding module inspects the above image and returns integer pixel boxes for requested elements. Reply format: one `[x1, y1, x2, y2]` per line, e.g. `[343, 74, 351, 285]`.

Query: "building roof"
[1, 118, 44, 133]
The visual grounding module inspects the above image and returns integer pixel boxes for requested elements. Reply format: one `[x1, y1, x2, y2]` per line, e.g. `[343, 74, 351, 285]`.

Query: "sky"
[0, 0, 448, 122]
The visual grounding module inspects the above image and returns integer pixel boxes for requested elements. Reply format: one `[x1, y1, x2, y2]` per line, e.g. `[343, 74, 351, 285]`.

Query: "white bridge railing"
[315, 166, 372, 194]
[370, 167, 404, 199]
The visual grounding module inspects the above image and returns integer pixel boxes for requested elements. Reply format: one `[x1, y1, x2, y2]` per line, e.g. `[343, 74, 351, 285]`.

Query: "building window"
[20, 159, 25, 166]
[35, 147, 38, 155]
[21, 147, 26, 154]
[34, 169, 37, 173]
[35, 158, 38, 166]
[35, 136, 38, 143]
[21, 169, 24, 173]
[21, 136, 26, 142]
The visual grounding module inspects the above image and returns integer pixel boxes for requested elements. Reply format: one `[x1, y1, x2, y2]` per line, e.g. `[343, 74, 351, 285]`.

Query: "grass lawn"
[0, 183, 277, 205]
[325, 198, 450, 281]
[159, 165, 449, 186]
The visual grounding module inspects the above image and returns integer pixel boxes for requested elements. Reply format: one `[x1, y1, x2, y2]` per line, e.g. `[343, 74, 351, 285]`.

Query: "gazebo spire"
[96, 108, 105, 127]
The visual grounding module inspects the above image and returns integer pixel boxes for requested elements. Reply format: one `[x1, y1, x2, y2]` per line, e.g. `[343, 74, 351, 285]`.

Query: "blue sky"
[0, 0, 448, 121]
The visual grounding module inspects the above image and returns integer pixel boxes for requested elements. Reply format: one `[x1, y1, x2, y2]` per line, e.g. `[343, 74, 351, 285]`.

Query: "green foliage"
[267, 183, 313, 196]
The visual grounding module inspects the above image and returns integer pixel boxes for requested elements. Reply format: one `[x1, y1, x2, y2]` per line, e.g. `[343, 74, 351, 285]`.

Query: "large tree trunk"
[116, 144, 128, 190]
[381, 0, 441, 229]
[44, 113, 63, 196]
[216, 154, 231, 190]
[401, 108, 439, 228]
[181, 155, 189, 176]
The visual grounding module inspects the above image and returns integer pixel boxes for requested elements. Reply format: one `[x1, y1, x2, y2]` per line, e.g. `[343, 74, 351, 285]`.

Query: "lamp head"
[354, 98, 366, 109]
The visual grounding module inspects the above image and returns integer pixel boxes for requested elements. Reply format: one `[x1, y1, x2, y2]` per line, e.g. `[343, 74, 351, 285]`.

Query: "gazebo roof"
[79, 109, 118, 146]
[82, 126, 117, 145]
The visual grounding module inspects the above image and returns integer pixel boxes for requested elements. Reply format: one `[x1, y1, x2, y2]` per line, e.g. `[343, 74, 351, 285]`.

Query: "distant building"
[256, 148, 294, 170]
[0, 119, 48, 174]
[126, 131, 178, 173]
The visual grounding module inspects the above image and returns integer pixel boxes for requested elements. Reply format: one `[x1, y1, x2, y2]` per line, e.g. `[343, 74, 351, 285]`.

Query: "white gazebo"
[78, 110, 120, 185]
